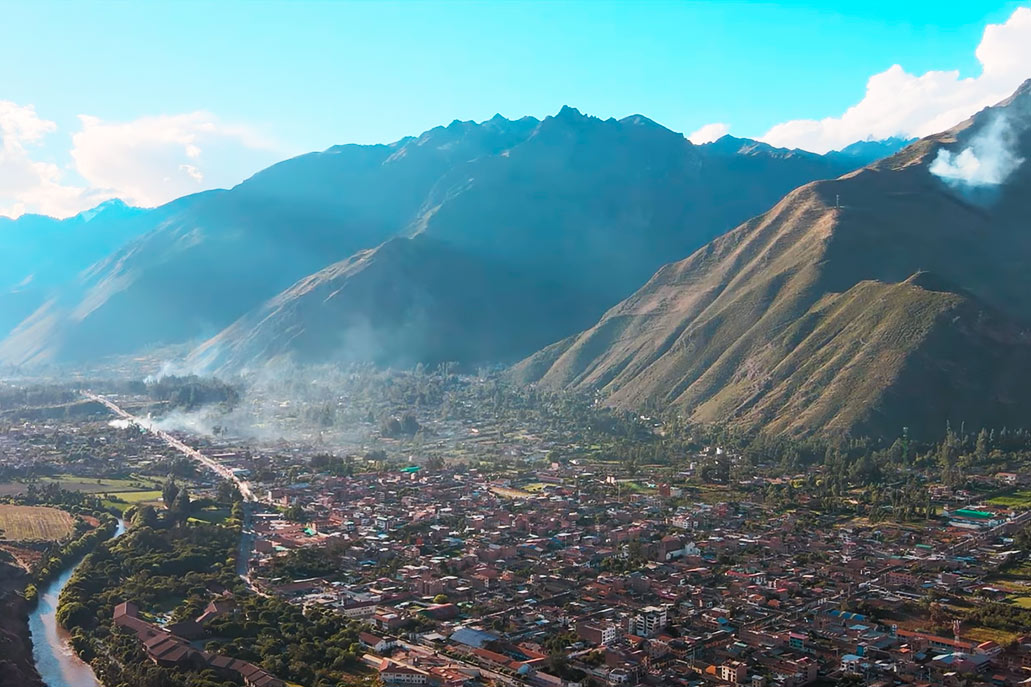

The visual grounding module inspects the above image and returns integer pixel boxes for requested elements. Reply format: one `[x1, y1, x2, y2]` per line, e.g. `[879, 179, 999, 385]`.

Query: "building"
[577, 622, 619, 646]
[359, 631, 398, 653]
[719, 660, 748, 683]
[627, 605, 668, 638]
[379, 659, 430, 685]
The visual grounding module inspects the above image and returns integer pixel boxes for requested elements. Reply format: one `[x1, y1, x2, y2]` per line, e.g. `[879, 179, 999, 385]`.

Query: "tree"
[284, 504, 308, 522]
[975, 428, 990, 463]
[132, 504, 159, 528]
[162, 479, 180, 507]
[171, 488, 192, 523]
[432, 593, 448, 604]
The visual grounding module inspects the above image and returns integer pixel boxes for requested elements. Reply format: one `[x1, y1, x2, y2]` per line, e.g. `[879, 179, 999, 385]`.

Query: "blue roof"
[450, 627, 498, 648]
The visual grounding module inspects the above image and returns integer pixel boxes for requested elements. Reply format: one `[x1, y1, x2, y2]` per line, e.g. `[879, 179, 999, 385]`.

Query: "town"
[5, 376, 1031, 687]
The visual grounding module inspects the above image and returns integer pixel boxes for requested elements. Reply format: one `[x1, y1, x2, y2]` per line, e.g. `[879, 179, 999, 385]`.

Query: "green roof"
[400, 465, 422, 473]
[953, 508, 994, 519]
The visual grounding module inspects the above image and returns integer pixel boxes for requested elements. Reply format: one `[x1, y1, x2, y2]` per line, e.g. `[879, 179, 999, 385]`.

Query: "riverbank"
[0, 561, 44, 687]
[29, 556, 106, 687]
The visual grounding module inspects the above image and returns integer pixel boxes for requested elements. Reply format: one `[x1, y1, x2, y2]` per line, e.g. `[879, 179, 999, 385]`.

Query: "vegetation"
[144, 375, 241, 411]
[57, 514, 367, 687]
[260, 542, 350, 580]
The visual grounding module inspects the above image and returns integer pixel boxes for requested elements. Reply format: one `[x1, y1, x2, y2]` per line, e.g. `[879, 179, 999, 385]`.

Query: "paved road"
[85, 390, 266, 590]
[84, 391, 257, 502]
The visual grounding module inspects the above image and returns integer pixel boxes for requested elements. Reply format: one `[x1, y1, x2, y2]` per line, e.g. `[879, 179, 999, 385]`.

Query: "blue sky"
[2, 0, 1030, 217]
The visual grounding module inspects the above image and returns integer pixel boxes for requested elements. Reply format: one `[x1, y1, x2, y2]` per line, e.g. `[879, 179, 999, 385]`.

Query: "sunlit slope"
[517, 81, 1031, 439]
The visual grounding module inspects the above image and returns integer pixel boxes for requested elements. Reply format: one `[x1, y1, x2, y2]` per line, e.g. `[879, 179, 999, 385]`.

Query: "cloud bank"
[688, 122, 730, 144]
[761, 7, 1031, 153]
[0, 108, 283, 218]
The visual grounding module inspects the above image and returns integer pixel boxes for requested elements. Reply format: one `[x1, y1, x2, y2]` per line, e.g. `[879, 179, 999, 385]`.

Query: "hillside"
[182, 110, 901, 373]
[516, 81, 1031, 440]
[0, 108, 900, 371]
[0, 116, 539, 366]
[190, 234, 591, 370]
[0, 200, 144, 337]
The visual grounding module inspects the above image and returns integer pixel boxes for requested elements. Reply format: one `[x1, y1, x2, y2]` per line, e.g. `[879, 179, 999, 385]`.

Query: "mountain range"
[0, 200, 144, 337]
[516, 81, 1031, 439]
[0, 108, 897, 371]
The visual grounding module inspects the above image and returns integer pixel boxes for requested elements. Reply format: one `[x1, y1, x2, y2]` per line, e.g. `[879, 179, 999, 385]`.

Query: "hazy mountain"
[0, 116, 539, 367]
[516, 81, 1031, 440]
[828, 136, 916, 163]
[0, 108, 898, 370]
[0, 200, 145, 337]
[189, 234, 586, 371]
[185, 109, 889, 372]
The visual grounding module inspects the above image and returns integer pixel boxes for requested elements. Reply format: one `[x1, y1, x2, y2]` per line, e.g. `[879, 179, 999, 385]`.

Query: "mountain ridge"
[183, 113, 906, 373]
[515, 81, 1031, 439]
[0, 108, 903, 371]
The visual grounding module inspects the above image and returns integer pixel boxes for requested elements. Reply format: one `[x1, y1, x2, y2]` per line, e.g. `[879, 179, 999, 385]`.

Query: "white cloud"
[761, 6, 1031, 153]
[0, 108, 283, 219]
[0, 101, 93, 218]
[70, 112, 280, 209]
[688, 122, 730, 144]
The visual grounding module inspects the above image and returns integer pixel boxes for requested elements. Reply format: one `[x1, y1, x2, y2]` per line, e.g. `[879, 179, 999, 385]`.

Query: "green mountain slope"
[516, 81, 1031, 439]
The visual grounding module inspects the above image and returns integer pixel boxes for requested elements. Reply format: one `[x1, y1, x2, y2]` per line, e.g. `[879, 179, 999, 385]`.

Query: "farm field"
[101, 490, 163, 513]
[988, 490, 1031, 508]
[0, 504, 76, 541]
[189, 507, 231, 525]
[0, 474, 162, 496]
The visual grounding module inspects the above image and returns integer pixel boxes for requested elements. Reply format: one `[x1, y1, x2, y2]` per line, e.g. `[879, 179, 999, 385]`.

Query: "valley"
[4, 374, 1031, 686]
[2, 7, 1031, 685]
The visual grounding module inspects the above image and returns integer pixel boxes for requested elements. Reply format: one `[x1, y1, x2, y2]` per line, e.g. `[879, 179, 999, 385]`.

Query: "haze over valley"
[4, 4, 1031, 687]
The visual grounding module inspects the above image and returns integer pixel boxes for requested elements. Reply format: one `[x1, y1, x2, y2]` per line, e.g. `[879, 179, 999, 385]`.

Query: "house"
[209, 656, 287, 687]
[719, 660, 748, 683]
[359, 631, 397, 653]
[142, 634, 205, 669]
[113, 601, 161, 641]
[379, 659, 430, 685]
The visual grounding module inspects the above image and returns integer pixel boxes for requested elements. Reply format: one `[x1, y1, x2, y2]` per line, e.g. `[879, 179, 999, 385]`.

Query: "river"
[27, 519, 126, 687]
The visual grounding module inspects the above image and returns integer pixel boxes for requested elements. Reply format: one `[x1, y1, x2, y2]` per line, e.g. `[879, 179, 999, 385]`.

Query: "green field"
[0, 504, 76, 541]
[523, 482, 553, 493]
[101, 490, 164, 513]
[988, 490, 1031, 508]
[1008, 596, 1031, 609]
[0, 474, 162, 497]
[189, 508, 231, 525]
[964, 626, 1020, 645]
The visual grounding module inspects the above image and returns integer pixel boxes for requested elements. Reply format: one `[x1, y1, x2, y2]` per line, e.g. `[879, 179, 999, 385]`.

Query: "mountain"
[516, 81, 1031, 440]
[0, 116, 539, 367]
[189, 234, 585, 370]
[0, 200, 144, 337]
[0, 107, 898, 371]
[828, 136, 916, 163]
[184, 110, 889, 372]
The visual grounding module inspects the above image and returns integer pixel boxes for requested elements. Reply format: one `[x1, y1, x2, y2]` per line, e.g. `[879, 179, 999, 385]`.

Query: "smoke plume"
[930, 114, 1025, 188]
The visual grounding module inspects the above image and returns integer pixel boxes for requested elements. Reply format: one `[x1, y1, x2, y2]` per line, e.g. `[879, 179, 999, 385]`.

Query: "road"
[84, 391, 256, 502]
[85, 390, 265, 589]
